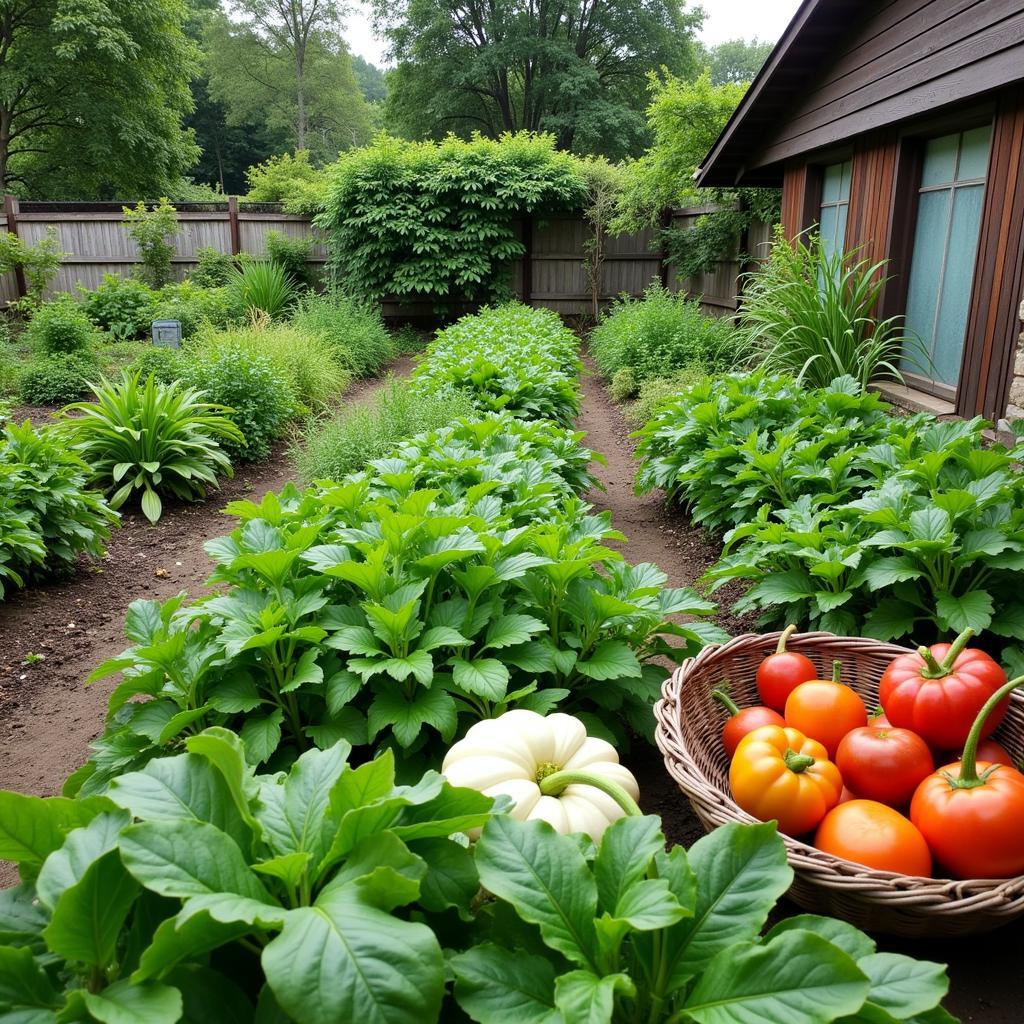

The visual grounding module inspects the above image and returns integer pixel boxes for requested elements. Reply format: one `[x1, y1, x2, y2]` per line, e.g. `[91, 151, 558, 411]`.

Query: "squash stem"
[538, 769, 642, 817]
[951, 675, 1024, 786]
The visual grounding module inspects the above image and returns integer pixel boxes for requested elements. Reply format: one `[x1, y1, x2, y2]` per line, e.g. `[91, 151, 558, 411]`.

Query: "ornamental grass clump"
[61, 371, 243, 523]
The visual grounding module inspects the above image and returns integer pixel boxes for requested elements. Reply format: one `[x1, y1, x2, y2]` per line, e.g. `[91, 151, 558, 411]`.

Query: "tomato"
[878, 627, 1007, 750]
[910, 675, 1024, 879]
[756, 625, 817, 711]
[784, 660, 867, 758]
[835, 726, 934, 807]
[815, 800, 932, 876]
[944, 738, 1016, 769]
[729, 724, 843, 836]
[711, 688, 785, 757]
[869, 708, 890, 727]
[837, 786, 856, 804]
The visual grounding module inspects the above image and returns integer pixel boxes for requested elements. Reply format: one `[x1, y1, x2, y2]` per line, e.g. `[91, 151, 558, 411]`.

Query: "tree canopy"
[0, 0, 200, 199]
[699, 38, 774, 86]
[374, 0, 703, 160]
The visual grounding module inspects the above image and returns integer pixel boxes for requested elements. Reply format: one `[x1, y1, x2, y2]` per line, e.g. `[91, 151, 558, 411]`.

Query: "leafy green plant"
[266, 229, 314, 288]
[625, 365, 709, 425]
[245, 149, 328, 213]
[153, 281, 244, 338]
[413, 304, 582, 425]
[61, 372, 243, 523]
[0, 228, 66, 312]
[196, 323, 350, 410]
[123, 198, 179, 289]
[189, 246, 235, 287]
[0, 419, 116, 596]
[740, 230, 922, 390]
[23, 295, 95, 355]
[290, 290, 396, 377]
[0, 729, 495, 1023]
[454, 815, 951, 1024]
[228, 260, 297, 319]
[80, 273, 156, 339]
[295, 377, 476, 481]
[126, 346, 185, 385]
[317, 133, 584, 306]
[18, 352, 100, 404]
[183, 344, 297, 461]
[590, 283, 745, 394]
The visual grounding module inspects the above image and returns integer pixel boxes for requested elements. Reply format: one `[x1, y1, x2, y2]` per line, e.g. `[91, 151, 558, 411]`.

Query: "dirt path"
[0, 357, 416, 805]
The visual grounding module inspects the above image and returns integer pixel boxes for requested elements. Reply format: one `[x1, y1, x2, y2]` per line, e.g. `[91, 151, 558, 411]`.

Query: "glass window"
[901, 126, 991, 390]
[819, 160, 852, 262]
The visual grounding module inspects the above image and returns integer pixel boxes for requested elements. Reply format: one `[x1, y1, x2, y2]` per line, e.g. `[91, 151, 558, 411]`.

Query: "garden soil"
[0, 350, 1020, 1018]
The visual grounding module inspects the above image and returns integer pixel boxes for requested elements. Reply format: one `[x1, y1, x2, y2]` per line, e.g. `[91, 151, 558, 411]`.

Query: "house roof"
[696, 0, 877, 188]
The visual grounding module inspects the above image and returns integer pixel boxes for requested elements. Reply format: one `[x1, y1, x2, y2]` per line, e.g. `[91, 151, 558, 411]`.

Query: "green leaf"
[0, 946, 60, 1012]
[575, 641, 642, 681]
[862, 599, 917, 642]
[682, 930, 868, 1024]
[141, 489, 162, 524]
[474, 816, 598, 971]
[36, 811, 129, 910]
[183, 728, 260, 834]
[450, 943, 558, 1024]
[554, 971, 634, 1024]
[854, 953, 949, 1019]
[935, 590, 993, 633]
[605, 877, 688, 932]
[133, 909, 251, 982]
[82, 979, 182, 1024]
[0, 792, 109, 866]
[325, 670, 363, 714]
[593, 815, 665, 914]
[483, 615, 546, 650]
[908, 508, 951, 543]
[451, 658, 510, 700]
[748, 569, 816, 604]
[410, 838, 479, 916]
[764, 915, 875, 962]
[240, 710, 285, 765]
[861, 557, 923, 589]
[367, 685, 458, 747]
[261, 886, 444, 1024]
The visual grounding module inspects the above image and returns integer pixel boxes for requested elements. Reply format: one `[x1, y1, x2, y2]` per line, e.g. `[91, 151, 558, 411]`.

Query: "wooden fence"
[0, 197, 770, 318]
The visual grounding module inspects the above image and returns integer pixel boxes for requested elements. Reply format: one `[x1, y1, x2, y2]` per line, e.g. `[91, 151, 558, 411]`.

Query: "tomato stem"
[538, 769, 643, 817]
[777, 624, 798, 654]
[950, 674, 1024, 787]
[711, 687, 740, 717]
[783, 748, 816, 774]
[830, 660, 842, 684]
[919, 628, 975, 679]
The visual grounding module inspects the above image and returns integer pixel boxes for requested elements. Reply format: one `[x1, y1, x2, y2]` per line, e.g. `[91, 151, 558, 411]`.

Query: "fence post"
[658, 208, 672, 290]
[521, 214, 533, 306]
[3, 194, 27, 300]
[227, 195, 241, 256]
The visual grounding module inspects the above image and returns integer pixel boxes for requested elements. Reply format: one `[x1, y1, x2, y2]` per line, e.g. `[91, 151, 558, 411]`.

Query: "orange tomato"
[815, 799, 932, 876]
[729, 724, 843, 836]
[785, 660, 867, 758]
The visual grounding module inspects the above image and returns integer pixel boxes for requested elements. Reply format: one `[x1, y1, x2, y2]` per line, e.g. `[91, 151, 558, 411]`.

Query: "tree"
[206, 1, 371, 157]
[0, 1, 200, 199]
[700, 37, 775, 86]
[374, 0, 703, 160]
[351, 54, 387, 104]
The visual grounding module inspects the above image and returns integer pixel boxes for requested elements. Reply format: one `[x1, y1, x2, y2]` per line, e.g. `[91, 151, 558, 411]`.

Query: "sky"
[344, 0, 804, 67]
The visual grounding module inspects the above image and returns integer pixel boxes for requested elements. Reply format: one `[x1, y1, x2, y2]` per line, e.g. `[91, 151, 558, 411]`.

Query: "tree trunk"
[295, 54, 306, 149]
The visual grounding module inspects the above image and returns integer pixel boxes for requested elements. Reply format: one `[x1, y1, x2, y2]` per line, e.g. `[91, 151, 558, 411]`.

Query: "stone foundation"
[1006, 300, 1024, 423]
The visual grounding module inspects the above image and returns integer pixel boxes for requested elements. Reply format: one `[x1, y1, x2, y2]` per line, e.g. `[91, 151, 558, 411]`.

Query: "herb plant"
[23, 295, 96, 355]
[62, 372, 243, 523]
[80, 273, 156, 339]
[18, 352, 100, 404]
[123, 198, 179, 289]
[0, 228, 65, 312]
[228, 261, 297, 319]
[290, 290, 396, 378]
[189, 246, 236, 287]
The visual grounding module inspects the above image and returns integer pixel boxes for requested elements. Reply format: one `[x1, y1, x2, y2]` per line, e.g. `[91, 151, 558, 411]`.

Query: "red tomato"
[815, 800, 932, 876]
[784, 660, 867, 758]
[869, 708, 890, 727]
[835, 727, 934, 807]
[910, 675, 1024, 879]
[878, 628, 1007, 750]
[756, 625, 817, 711]
[944, 738, 1016, 769]
[837, 786, 856, 804]
[711, 688, 785, 757]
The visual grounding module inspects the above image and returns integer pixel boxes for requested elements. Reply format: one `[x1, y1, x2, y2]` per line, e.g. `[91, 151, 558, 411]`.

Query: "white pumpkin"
[442, 709, 640, 840]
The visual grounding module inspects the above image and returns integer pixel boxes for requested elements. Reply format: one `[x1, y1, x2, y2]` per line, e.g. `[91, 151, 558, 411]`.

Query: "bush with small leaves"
[80, 273, 156, 339]
[189, 246, 235, 287]
[290, 290, 395, 378]
[153, 281, 244, 338]
[127, 346, 184, 385]
[18, 352, 100, 405]
[23, 295, 96, 355]
[266, 229, 314, 288]
[123, 198, 179, 289]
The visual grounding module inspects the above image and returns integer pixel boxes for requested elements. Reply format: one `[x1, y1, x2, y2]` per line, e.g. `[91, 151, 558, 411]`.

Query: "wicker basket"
[654, 630, 1024, 937]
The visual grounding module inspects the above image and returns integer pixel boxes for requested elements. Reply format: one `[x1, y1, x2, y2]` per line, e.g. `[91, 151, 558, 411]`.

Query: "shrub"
[189, 245, 235, 287]
[18, 352, 100, 404]
[227, 260, 296, 318]
[62, 372, 243, 523]
[0, 336, 18, 397]
[196, 323, 350, 409]
[126, 345, 184, 384]
[413, 304, 581, 424]
[184, 344, 297, 460]
[609, 366, 638, 402]
[79, 273, 156, 339]
[23, 295, 95, 354]
[0, 228, 66, 312]
[317, 132, 585, 306]
[122, 198, 179, 288]
[740, 229, 917, 390]
[290, 290, 395, 377]
[245, 149, 328, 213]
[0, 420, 116, 596]
[295, 378, 476, 480]
[153, 281, 243, 337]
[625, 364, 710, 424]
[266, 229, 314, 288]
[590, 283, 744, 392]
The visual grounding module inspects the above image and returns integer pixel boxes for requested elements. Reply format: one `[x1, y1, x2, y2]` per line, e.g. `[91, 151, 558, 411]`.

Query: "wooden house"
[697, 0, 1024, 421]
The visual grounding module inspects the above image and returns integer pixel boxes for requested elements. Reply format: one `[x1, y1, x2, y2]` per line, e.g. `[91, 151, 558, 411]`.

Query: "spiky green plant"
[61, 372, 243, 523]
[228, 260, 297, 318]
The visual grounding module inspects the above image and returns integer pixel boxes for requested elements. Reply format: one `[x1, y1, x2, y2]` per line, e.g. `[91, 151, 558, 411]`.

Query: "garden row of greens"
[0, 303, 952, 1024]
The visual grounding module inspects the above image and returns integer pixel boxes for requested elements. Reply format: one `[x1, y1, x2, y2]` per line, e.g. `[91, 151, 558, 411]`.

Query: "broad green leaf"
[451, 658, 510, 700]
[683, 930, 868, 1024]
[0, 884, 49, 945]
[390, 781, 494, 841]
[366, 685, 458, 747]
[262, 886, 444, 1024]
[0, 793, 109, 866]
[325, 670, 362, 714]
[474, 816, 598, 971]
[935, 590, 993, 634]
[554, 971, 633, 1024]
[133, 910, 251, 982]
[764, 915, 875, 962]
[450, 943, 558, 1024]
[410, 838, 479, 915]
[483, 615, 546, 650]
[36, 811, 130, 910]
[862, 599, 917, 642]
[239, 710, 285, 766]
[861, 557, 923, 589]
[574, 641, 642, 682]
[854, 953, 948, 1019]
[207, 673, 261, 713]
[184, 728, 260, 834]
[82, 978, 182, 1024]
[0, 946, 60, 1012]
[326, 832, 425, 912]
[748, 569, 816, 604]
[606, 877, 688, 932]
[593, 815, 669, 914]
[252, 852, 313, 889]
[329, 749, 396, 817]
